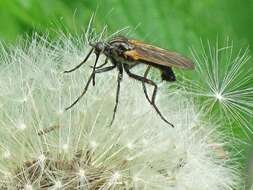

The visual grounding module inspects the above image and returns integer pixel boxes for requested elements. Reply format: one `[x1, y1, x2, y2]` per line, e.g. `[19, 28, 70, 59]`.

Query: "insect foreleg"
[64, 48, 94, 73]
[109, 63, 123, 126]
[90, 57, 108, 69]
[65, 65, 116, 111]
[124, 65, 174, 127]
[92, 52, 100, 86]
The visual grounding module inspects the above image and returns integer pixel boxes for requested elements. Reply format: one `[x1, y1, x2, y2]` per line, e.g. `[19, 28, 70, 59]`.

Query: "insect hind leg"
[124, 65, 174, 128]
[142, 65, 152, 103]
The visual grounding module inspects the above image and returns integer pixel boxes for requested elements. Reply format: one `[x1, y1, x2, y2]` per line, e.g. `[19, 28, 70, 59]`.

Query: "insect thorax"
[104, 40, 134, 63]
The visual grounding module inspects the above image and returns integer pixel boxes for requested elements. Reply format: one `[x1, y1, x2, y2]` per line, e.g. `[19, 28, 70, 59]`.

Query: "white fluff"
[0, 34, 239, 189]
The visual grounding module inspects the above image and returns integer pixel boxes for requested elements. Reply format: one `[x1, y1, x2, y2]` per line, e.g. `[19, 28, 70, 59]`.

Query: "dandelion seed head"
[0, 34, 240, 189]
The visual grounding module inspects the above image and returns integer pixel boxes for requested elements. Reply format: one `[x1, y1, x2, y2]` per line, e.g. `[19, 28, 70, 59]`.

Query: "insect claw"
[158, 113, 175, 128]
[159, 113, 175, 127]
[64, 105, 72, 111]
[63, 70, 71, 74]
[108, 117, 115, 127]
[168, 122, 175, 128]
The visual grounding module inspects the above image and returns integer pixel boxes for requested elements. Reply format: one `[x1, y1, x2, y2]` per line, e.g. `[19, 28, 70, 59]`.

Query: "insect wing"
[125, 40, 194, 69]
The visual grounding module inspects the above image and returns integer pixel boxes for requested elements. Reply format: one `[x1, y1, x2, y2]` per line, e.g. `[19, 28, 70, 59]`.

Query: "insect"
[64, 36, 194, 127]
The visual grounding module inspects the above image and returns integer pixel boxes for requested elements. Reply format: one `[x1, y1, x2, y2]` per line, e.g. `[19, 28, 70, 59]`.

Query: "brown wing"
[124, 39, 194, 69]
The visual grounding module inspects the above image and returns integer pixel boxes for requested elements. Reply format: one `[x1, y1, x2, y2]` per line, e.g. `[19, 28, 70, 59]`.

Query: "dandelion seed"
[62, 143, 69, 151]
[54, 181, 62, 189]
[108, 171, 121, 185]
[181, 39, 253, 135]
[78, 169, 85, 177]
[89, 140, 98, 149]
[38, 154, 46, 163]
[16, 121, 27, 130]
[56, 109, 64, 115]
[127, 142, 134, 150]
[3, 150, 11, 159]
[141, 138, 148, 146]
[215, 92, 224, 101]
[24, 184, 33, 190]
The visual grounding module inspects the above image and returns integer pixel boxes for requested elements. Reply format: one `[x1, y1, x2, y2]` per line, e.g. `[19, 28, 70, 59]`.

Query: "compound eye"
[120, 43, 129, 51]
[97, 42, 104, 51]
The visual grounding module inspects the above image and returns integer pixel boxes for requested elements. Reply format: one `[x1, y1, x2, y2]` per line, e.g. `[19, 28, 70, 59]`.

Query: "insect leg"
[142, 66, 173, 126]
[109, 64, 123, 126]
[92, 52, 100, 86]
[90, 57, 108, 69]
[64, 48, 94, 73]
[65, 65, 116, 111]
[124, 65, 174, 127]
[142, 65, 152, 103]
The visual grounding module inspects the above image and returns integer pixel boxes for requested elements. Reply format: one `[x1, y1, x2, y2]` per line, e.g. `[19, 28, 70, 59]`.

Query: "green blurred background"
[0, 0, 253, 50]
[0, 0, 252, 187]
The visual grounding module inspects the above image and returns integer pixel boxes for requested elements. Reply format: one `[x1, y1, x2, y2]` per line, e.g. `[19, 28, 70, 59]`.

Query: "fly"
[64, 36, 194, 127]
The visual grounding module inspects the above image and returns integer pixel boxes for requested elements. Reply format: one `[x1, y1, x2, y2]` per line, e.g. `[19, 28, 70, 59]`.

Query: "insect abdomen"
[160, 67, 176, 81]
